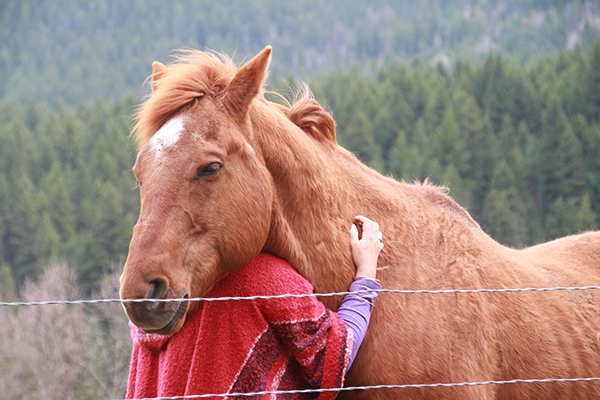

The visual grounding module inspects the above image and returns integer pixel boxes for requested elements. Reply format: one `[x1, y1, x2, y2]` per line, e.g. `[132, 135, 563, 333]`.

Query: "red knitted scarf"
[127, 253, 353, 399]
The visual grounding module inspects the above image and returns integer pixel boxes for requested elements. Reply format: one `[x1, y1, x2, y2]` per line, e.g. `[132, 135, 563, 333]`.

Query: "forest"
[0, 1, 600, 398]
[1, 41, 599, 296]
[2, 0, 600, 103]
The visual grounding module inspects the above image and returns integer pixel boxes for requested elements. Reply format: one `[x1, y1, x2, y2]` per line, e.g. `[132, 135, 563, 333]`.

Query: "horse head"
[120, 47, 275, 334]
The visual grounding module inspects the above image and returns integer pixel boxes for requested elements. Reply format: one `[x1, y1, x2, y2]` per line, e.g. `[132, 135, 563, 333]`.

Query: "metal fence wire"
[4, 285, 600, 400]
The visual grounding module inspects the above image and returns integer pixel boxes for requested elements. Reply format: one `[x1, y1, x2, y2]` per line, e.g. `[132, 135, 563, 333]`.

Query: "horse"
[120, 46, 600, 399]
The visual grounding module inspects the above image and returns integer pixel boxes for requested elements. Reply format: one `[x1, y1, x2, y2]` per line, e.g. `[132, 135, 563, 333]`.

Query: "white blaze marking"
[148, 116, 185, 155]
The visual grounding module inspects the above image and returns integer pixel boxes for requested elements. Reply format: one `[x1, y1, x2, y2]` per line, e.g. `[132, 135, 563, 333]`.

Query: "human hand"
[349, 215, 383, 280]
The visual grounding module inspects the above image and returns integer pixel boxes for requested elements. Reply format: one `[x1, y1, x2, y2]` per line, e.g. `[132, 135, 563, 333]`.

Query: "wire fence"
[118, 377, 600, 399]
[5, 285, 600, 399]
[4, 285, 600, 307]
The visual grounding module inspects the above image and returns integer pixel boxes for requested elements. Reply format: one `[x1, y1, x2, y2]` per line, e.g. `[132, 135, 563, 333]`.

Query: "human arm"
[337, 215, 383, 371]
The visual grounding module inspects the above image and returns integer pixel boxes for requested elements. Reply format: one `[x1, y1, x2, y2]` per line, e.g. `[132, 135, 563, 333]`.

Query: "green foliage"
[0, 98, 138, 290]
[540, 95, 586, 213]
[587, 41, 600, 121]
[1, 35, 600, 292]
[482, 160, 528, 247]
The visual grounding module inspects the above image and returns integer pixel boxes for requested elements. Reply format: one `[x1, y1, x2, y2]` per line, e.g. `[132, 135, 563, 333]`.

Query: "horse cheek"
[218, 167, 272, 268]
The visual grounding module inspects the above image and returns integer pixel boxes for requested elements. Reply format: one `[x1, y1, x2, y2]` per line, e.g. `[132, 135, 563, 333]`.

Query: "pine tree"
[37, 161, 77, 248]
[339, 108, 384, 171]
[496, 114, 526, 194]
[540, 95, 586, 214]
[587, 40, 600, 122]
[571, 114, 600, 213]
[544, 197, 580, 241]
[432, 105, 468, 176]
[4, 170, 40, 284]
[452, 90, 486, 179]
[77, 183, 136, 292]
[472, 54, 515, 133]
[388, 130, 409, 180]
[441, 163, 470, 208]
[403, 119, 431, 181]
[423, 74, 450, 135]
[576, 193, 597, 232]
[482, 160, 528, 248]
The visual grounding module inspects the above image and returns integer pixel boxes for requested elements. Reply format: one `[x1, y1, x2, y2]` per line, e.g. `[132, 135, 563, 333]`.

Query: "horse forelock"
[133, 50, 237, 149]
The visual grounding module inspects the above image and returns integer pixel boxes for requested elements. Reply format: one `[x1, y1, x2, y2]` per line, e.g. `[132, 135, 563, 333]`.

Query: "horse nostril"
[146, 278, 168, 311]
[148, 278, 168, 298]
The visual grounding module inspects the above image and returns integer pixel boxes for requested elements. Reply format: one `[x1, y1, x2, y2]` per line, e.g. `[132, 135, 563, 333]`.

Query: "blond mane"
[133, 51, 237, 149]
[272, 84, 337, 143]
[134, 51, 336, 150]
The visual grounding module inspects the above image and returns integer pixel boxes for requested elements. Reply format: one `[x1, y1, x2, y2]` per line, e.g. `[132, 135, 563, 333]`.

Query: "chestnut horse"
[120, 46, 600, 399]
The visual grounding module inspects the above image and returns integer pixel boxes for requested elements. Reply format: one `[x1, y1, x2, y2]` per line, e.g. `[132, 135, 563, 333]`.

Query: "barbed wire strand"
[120, 377, 600, 399]
[4, 286, 600, 307]
[5, 287, 600, 399]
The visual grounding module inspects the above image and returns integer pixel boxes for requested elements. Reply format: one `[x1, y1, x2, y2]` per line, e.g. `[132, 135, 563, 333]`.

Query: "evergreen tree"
[37, 162, 77, 248]
[388, 130, 409, 180]
[472, 54, 515, 132]
[4, 170, 40, 284]
[587, 41, 600, 122]
[544, 197, 580, 241]
[482, 160, 528, 248]
[523, 132, 543, 239]
[422, 73, 450, 134]
[340, 108, 384, 170]
[441, 163, 470, 208]
[432, 105, 468, 176]
[77, 183, 136, 292]
[452, 90, 486, 181]
[540, 95, 586, 214]
[403, 119, 432, 181]
[372, 87, 412, 169]
[571, 114, 600, 212]
[576, 193, 597, 232]
[496, 114, 526, 194]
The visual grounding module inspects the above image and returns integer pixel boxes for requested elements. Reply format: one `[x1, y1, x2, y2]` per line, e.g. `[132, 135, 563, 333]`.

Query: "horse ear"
[223, 46, 272, 118]
[151, 61, 168, 93]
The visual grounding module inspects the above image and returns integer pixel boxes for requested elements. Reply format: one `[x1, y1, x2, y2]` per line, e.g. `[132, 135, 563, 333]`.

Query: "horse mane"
[272, 84, 337, 144]
[133, 50, 237, 149]
[133, 47, 336, 149]
[416, 179, 479, 227]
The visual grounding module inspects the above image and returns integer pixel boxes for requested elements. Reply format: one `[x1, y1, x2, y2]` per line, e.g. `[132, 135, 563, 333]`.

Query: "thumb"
[350, 224, 359, 244]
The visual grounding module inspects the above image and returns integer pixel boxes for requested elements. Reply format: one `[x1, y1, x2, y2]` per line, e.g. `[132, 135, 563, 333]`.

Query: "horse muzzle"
[120, 275, 190, 335]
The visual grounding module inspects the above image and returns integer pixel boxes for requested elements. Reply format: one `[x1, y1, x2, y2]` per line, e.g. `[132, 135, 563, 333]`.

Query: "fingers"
[354, 215, 380, 241]
[349, 215, 383, 280]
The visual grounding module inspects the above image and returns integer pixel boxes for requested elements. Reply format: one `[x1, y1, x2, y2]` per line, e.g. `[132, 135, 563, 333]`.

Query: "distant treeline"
[1, 0, 599, 104]
[1, 42, 599, 294]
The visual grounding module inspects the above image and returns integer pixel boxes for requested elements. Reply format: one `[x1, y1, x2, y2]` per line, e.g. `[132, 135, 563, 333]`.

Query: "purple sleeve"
[336, 277, 382, 371]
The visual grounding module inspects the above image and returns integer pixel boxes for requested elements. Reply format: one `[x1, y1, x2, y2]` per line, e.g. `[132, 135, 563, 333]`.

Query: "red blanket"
[127, 253, 353, 399]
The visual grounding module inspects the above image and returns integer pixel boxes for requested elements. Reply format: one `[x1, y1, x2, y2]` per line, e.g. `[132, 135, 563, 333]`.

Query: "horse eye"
[196, 162, 222, 178]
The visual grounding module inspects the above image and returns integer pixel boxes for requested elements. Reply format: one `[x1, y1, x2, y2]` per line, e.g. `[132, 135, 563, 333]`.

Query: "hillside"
[1, 0, 599, 104]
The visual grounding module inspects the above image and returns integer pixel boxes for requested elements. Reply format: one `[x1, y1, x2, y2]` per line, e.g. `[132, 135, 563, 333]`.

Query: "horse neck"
[250, 102, 403, 301]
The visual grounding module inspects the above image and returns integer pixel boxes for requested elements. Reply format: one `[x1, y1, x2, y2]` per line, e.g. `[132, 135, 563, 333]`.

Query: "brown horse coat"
[120, 46, 600, 399]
